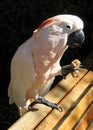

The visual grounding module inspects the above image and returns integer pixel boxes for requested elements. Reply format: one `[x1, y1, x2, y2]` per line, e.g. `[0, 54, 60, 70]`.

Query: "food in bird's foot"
[61, 59, 81, 78]
[71, 59, 81, 77]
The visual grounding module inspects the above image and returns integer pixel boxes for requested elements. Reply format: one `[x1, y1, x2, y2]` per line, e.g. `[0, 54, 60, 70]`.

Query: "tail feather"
[8, 82, 14, 104]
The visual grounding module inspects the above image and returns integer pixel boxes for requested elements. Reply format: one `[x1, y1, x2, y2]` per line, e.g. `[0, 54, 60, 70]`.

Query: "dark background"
[0, 0, 93, 129]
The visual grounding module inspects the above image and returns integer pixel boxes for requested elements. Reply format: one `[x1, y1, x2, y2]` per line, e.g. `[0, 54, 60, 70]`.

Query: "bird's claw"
[54, 104, 63, 112]
[61, 59, 82, 78]
[29, 96, 63, 112]
[61, 64, 75, 78]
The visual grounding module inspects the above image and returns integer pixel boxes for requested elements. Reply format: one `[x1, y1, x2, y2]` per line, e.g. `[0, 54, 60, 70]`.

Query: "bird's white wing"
[8, 41, 36, 107]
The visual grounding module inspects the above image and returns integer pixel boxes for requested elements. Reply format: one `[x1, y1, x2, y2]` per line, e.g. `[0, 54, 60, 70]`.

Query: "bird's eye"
[66, 25, 71, 29]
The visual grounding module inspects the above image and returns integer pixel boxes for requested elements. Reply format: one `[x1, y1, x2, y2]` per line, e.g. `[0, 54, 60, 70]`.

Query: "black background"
[0, 0, 93, 129]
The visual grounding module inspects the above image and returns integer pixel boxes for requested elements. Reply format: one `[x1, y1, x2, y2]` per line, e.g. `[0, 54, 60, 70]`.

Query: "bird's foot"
[29, 96, 62, 112]
[61, 59, 81, 78]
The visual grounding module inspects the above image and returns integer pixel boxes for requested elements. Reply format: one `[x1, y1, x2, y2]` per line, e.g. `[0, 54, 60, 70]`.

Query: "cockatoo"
[8, 14, 85, 115]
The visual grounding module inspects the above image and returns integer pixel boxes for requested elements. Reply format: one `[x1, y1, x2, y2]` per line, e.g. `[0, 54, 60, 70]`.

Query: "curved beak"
[67, 29, 85, 48]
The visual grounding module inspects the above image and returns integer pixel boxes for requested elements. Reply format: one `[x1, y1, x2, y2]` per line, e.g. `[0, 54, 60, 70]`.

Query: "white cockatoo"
[8, 14, 85, 115]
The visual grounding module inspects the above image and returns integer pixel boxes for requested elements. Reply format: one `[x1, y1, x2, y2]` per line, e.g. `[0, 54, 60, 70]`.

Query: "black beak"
[67, 29, 85, 48]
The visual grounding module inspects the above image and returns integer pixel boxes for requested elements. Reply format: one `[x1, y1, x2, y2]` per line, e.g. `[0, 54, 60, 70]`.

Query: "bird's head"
[33, 14, 85, 49]
[60, 15, 85, 48]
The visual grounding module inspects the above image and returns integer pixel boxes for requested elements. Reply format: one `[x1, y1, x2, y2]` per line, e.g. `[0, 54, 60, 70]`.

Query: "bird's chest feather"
[32, 49, 61, 79]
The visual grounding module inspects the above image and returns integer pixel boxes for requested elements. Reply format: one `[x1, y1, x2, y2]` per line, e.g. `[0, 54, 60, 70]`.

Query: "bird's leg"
[29, 95, 62, 112]
[61, 64, 78, 78]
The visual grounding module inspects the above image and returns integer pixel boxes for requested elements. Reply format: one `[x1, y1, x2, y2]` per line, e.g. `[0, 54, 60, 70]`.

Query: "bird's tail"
[8, 81, 14, 104]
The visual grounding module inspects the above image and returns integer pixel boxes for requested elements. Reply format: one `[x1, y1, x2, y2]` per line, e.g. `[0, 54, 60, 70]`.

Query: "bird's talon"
[58, 107, 63, 112]
[55, 105, 63, 112]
